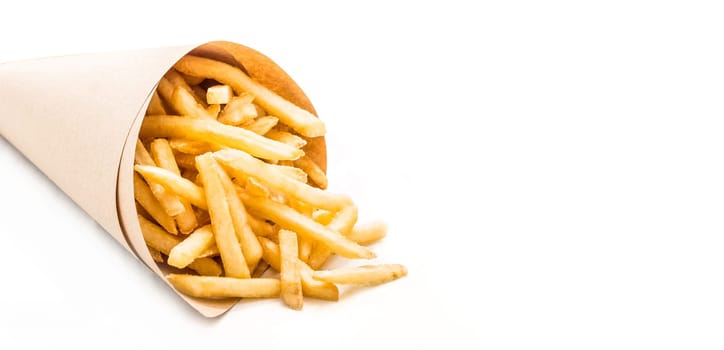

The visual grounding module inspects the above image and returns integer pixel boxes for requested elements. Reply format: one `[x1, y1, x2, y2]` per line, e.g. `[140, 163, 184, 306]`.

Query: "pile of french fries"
[133, 54, 406, 309]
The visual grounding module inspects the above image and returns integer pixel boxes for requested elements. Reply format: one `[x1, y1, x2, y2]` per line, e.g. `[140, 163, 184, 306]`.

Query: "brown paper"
[0, 41, 325, 317]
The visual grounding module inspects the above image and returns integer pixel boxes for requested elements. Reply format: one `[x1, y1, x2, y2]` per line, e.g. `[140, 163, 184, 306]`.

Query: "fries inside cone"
[134, 46, 406, 310]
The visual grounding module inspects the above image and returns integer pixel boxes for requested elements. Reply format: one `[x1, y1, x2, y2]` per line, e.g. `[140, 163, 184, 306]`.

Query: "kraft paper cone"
[0, 41, 326, 317]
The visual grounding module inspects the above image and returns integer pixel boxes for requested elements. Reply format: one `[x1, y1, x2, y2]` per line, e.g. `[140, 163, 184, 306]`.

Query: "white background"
[1, 1, 723, 349]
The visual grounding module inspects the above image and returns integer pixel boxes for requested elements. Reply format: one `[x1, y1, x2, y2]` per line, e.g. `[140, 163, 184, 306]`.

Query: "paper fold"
[0, 41, 325, 317]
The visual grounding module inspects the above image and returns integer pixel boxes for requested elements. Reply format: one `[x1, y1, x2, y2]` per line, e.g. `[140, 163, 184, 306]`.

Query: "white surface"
[1, 1, 723, 349]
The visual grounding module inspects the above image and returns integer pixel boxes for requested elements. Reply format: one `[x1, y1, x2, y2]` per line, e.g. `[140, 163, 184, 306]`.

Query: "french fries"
[196, 153, 250, 279]
[167, 274, 280, 299]
[279, 230, 303, 309]
[313, 264, 408, 286]
[206, 85, 233, 105]
[150, 138, 198, 234]
[167, 225, 215, 269]
[135, 51, 405, 310]
[140, 116, 302, 161]
[174, 55, 326, 137]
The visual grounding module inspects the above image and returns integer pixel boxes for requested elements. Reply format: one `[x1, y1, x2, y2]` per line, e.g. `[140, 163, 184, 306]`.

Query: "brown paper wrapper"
[0, 41, 326, 317]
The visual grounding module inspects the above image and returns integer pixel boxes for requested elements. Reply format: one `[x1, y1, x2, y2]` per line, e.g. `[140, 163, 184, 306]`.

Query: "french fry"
[151, 139, 198, 234]
[271, 164, 308, 183]
[147, 91, 167, 116]
[265, 130, 307, 149]
[244, 176, 271, 198]
[252, 260, 270, 278]
[247, 215, 277, 238]
[171, 86, 216, 119]
[348, 221, 388, 245]
[133, 173, 177, 234]
[238, 191, 374, 259]
[206, 103, 221, 119]
[293, 155, 328, 189]
[187, 258, 223, 277]
[313, 264, 407, 286]
[196, 153, 250, 278]
[167, 225, 215, 269]
[175, 55, 326, 137]
[191, 85, 210, 107]
[140, 116, 303, 161]
[167, 274, 280, 299]
[258, 237, 338, 301]
[241, 116, 278, 135]
[215, 149, 351, 211]
[137, 215, 221, 276]
[218, 93, 257, 125]
[206, 85, 233, 105]
[169, 139, 216, 155]
[134, 164, 207, 209]
[308, 205, 359, 269]
[214, 154, 263, 269]
[279, 230, 303, 310]
[299, 263, 339, 301]
[175, 153, 197, 169]
[181, 72, 205, 86]
[312, 210, 335, 225]
[258, 236, 281, 270]
[148, 247, 164, 263]
[135, 140, 185, 216]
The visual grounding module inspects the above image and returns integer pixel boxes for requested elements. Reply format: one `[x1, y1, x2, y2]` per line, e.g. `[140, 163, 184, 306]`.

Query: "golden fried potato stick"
[156, 70, 196, 110]
[135, 164, 371, 260]
[191, 85, 210, 107]
[167, 274, 280, 299]
[174, 55, 326, 137]
[181, 72, 205, 86]
[241, 116, 278, 135]
[299, 264, 339, 301]
[134, 165, 207, 209]
[206, 85, 233, 105]
[167, 225, 215, 269]
[147, 91, 167, 116]
[171, 86, 216, 119]
[150, 139, 198, 234]
[137, 215, 221, 276]
[247, 215, 277, 238]
[252, 260, 271, 278]
[243, 176, 271, 198]
[265, 130, 307, 149]
[293, 155, 328, 189]
[196, 154, 250, 278]
[175, 153, 197, 169]
[279, 230, 303, 310]
[239, 191, 373, 259]
[214, 155, 263, 269]
[313, 264, 407, 286]
[308, 205, 359, 269]
[215, 149, 352, 211]
[258, 236, 281, 270]
[140, 116, 303, 161]
[271, 164, 308, 183]
[168, 139, 216, 155]
[347, 221, 388, 245]
[187, 258, 223, 277]
[135, 140, 185, 216]
[148, 247, 164, 263]
[258, 237, 338, 301]
[312, 210, 335, 225]
[218, 93, 257, 126]
[133, 173, 178, 234]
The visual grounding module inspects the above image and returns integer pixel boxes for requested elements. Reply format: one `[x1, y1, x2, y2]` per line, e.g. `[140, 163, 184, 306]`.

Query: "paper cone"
[0, 41, 326, 317]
